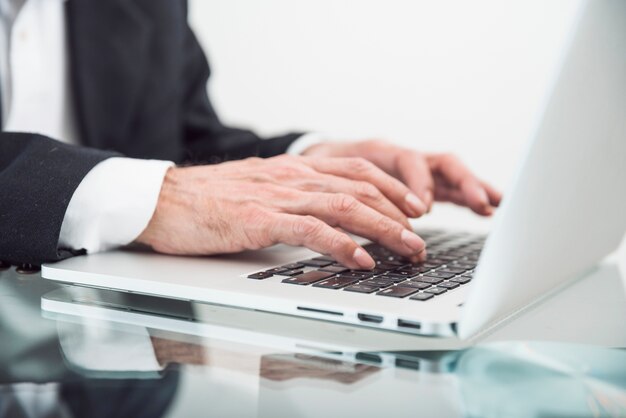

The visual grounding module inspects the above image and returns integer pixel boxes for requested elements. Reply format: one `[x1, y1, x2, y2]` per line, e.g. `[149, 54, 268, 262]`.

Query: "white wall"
[188, 0, 583, 194]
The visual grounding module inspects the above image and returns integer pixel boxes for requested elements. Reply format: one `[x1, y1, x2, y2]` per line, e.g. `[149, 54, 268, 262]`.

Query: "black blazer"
[0, 0, 301, 266]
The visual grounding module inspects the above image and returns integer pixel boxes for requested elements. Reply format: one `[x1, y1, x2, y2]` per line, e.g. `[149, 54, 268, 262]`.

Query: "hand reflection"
[260, 354, 380, 384]
[150, 336, 207, 367]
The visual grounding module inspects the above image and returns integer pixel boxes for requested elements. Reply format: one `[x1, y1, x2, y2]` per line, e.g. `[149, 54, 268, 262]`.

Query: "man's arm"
[0, 133, 118, 265]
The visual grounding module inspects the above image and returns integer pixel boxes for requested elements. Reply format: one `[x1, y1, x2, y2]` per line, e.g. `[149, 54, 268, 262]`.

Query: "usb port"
[358, 313, 383, 324]
[397, 319, 421, 330]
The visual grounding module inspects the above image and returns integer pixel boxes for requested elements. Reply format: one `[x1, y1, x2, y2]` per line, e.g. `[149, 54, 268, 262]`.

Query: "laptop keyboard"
[246, 229, 485, 302]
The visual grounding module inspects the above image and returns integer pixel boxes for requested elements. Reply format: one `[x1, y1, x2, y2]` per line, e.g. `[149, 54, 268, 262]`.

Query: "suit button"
[0, 261, 10, 270]
[16, 263, 40, 274]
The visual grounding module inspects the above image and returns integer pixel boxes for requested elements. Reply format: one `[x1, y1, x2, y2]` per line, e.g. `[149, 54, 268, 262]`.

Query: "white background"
[188, 0, 582, 190]
[187, 0, 625, 260]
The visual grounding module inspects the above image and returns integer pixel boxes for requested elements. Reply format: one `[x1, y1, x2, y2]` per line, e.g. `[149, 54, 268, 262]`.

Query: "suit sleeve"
[0, 132, 119, 265]
[179, 4, 302, 164]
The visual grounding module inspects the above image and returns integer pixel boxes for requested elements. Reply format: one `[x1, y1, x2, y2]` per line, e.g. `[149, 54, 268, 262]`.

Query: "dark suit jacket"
[0, 0, 301, 266]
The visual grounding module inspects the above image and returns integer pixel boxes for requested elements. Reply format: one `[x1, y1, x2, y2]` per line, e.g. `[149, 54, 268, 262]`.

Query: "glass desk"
[1, 264, 625, 418]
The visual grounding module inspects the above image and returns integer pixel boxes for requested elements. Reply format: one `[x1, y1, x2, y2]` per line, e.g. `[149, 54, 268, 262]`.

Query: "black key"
[401, 281, 432, 290]
[381, 255, 410, 264]
[437, 254, 458, 260]
[313, 276, 359, 289]
[438, 267, 467, 275]
[461, 272, 474, 278]
[339, 271, 376, 280]
[264, 267, 289, 274]
[376, 262, 403, 271]
[450, 276, 472, 284]
[423, 262, 442, 268]
[451, 262, 475, 269]
[282, 271, 335, 285]
[313, 256, 335, 262]
[247, 272, 273, 280]
[424, 259, 447, 267]
[424, 287, 447, 295]
[360, 279, 394, 288]
[300, 259, 333, 267]
[438, 281, 460, 290]
[415, 276, 445, 284]
[423, 271, 456, 279]
[379, 276, 409, 284]
[275, 269, 304, 276]
[384, 270, 418, 278]
[376, 286, 419, 298]
[410, 293, 434, 301]
[319, 265, 350, 274]
[344, 284, 379, 294]
[398, 266, 432, 274]
[281, 263, 305, 270]
[351, 268, 386, 275]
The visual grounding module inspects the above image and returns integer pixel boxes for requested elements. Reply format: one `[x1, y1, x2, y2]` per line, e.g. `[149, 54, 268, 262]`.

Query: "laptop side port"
[355, 352, 382, 364]
[357, 313, 383, 324]
[297, 306, 343, 316]
[397, 319, 422, 330]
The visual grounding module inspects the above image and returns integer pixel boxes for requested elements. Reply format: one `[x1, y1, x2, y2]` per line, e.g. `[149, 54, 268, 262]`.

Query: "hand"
[302, 140, 502, 215]
[136, 155, 429, 269]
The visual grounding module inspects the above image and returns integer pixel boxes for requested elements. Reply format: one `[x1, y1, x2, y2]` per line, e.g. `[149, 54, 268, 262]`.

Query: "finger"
[303, 174, 412, 229]
[395, 152, 436, 211]
[304, 157, 428, 218]
[432, 186, 468, 206]
[283, 192, 427, 261]
[433, 184, 495, 216]
[481, 181, 502, 207]
[430, 154, 495, 215]
[270, 213, 375, 269]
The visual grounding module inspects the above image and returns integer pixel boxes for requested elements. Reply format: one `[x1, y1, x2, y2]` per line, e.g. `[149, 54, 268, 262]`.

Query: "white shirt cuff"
[286, 133, 329, 155]
[59, 157, 174, 254]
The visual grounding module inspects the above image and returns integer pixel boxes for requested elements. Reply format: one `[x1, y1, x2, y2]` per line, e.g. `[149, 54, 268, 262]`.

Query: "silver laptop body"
[42, 0, 626, 339]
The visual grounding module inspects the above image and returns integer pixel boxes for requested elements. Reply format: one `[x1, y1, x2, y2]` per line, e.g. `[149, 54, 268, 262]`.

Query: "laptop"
[42, 0, 626, 340]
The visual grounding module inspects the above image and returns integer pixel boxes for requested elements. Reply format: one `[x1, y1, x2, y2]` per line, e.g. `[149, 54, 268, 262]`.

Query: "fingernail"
[405, 193, 427, 216]
[478, 188, 489, 206]
[353, 248, 375, 269]
[401, 230, 425, 253]
[424, 190, 433, 213]
[418, 249, 428, 262]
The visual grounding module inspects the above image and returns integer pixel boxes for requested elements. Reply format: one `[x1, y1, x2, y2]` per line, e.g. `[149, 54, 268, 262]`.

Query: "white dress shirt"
[0, 0, 318, 255]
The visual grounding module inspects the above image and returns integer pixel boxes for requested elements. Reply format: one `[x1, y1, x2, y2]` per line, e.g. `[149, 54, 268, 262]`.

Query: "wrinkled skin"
[137, 140, 501, 270]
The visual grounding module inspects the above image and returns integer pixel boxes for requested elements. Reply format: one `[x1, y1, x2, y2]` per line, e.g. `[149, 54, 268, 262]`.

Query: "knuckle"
[355, 182, 381, 201]
[329, 194, 359, 215]
[327, 231, 352, 253]
[375, 217, 398, 236]
[346, 157, 373, 173]
[441, 152, 459, 164]
[241, 207, 275, 249]
[294, 215, 324, 237]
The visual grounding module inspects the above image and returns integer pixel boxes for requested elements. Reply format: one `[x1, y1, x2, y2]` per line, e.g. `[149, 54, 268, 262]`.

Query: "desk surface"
[1, 248, 626, 418]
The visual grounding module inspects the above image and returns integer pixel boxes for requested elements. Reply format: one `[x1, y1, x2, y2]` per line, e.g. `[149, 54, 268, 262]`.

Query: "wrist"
[135, 166, 178, 250]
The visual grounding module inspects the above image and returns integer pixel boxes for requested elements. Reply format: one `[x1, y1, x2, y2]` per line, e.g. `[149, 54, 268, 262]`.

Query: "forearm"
[0, 133, 119, 265]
